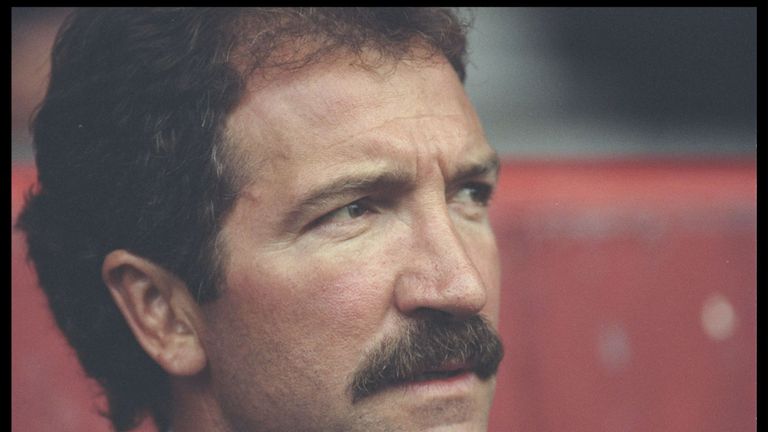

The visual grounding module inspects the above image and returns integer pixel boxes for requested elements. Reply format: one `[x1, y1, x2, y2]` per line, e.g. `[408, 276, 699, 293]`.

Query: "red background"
[12, 158, 756, 431]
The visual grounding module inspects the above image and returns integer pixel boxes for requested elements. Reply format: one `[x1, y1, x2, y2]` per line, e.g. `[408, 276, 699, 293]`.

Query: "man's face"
[200, 53, 502, 431]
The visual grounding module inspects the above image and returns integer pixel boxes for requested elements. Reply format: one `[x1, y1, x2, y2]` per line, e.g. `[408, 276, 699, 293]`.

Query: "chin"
[350, 374, 495, 432]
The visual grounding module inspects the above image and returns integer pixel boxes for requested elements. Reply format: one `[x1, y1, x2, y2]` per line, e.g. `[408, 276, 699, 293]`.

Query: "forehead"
[225, 54, 491, 189]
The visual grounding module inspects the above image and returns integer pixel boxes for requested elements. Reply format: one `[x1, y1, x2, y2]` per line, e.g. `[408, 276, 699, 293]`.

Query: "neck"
[169, 372, 231, 432]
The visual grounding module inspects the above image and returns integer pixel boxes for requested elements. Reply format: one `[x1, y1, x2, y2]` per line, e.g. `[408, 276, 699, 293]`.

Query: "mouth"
[407, 362, 472, 383]
[350, 315, 504, 403]
[388, 362, 478, 398]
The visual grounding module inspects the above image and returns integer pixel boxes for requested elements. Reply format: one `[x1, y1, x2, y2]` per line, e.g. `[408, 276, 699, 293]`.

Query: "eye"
[453, 182, 494, 207]
[310, 200, 374, 229]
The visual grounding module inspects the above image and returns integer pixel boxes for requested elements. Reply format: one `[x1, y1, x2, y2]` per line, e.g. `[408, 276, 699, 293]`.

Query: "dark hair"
[16, 7, 470, 431]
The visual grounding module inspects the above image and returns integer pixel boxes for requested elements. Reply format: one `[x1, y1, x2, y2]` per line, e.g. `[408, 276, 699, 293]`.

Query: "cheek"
[200, 250, 398, 415]
[285, 232, 409, 334]
[292, 263, 391, 342]
[221, 244, 397, 357]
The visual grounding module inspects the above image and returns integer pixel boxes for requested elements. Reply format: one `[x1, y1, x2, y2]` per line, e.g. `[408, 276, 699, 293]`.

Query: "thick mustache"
[350, 314, 504, 403]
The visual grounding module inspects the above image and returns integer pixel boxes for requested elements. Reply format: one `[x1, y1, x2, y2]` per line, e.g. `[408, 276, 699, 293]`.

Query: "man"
[18, 7, 504, 432]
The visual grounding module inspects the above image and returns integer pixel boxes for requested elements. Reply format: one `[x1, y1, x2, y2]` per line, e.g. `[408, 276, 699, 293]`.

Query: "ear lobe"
[102, 250, 207, 376]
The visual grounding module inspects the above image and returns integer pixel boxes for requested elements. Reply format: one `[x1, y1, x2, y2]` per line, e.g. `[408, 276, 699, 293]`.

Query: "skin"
[106, 50, 501, 432]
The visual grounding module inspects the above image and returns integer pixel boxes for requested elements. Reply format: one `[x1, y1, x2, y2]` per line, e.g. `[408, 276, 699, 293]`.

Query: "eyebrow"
[447, 152, 500, 186]
[283, 152, 500, 231]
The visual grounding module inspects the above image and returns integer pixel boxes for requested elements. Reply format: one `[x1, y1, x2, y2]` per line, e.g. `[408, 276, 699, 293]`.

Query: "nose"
[393, 209, 488, 320]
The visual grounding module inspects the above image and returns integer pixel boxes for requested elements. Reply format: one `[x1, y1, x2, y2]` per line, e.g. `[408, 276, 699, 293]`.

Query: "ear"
[102, 250, 207, 376]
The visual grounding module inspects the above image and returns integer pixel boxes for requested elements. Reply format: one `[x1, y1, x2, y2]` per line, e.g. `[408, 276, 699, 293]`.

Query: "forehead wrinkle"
[227, 107, 490, 211]
[286, 113, 491, 207]
[321, 112, 480, 156]
[352, 113, 490, 183]
[222, 53, 491, 218]
[227, 57, 480, 166]
[236, 58, 468, 143]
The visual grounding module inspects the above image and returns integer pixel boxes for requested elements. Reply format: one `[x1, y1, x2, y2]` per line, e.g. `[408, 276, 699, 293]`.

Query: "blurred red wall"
[487, 159, 756, 432]
[12, 159, 756, 431]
